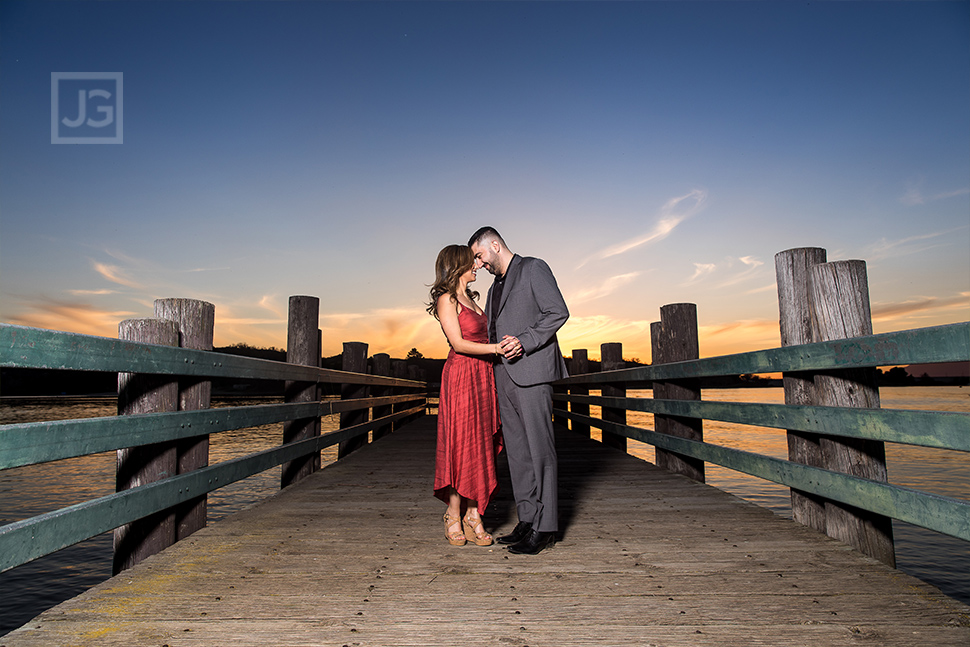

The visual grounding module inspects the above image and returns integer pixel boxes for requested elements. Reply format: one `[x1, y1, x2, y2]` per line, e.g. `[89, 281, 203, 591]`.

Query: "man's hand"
[500, 335, 523, 359]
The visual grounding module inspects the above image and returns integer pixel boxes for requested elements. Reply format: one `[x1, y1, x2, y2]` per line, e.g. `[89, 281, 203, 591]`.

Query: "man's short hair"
[468, 226, 506, 249]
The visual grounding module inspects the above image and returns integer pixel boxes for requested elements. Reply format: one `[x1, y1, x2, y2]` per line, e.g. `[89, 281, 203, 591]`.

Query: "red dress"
[434, 305, 502, 512]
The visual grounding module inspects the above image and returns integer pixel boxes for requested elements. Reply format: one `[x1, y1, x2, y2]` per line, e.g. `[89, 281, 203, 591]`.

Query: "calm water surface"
[1, 388, 967, 635]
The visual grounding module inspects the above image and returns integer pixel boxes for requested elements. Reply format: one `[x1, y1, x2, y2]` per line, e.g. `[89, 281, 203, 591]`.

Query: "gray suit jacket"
[487, 254, 569, 387]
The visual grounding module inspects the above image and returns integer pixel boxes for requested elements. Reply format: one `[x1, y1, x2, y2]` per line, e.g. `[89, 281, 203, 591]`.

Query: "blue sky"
[1, 1, 967, 361]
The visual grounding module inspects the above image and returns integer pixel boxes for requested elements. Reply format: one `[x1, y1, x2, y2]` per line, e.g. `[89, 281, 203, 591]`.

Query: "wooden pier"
[3, 417, 967, 647]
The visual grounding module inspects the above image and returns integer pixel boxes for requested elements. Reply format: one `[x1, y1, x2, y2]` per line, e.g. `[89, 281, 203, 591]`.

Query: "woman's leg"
[443, 487, 465, 544]
[462, 500, 493, 545]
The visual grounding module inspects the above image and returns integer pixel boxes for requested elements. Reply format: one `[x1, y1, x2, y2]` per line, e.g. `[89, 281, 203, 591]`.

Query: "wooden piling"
[652, 303, 704, 482]
[391, 360, 407, 432]
[282, 296, 321, 488]
[371, 353, 392, 440]
[810, 260, 895, 566]
[775, 248, 827, 533]
[570, 349, 590, 437]
[600, 342, 626, 452]
[154, 298, 214, 540]
[339, 342, 369, 459]
[114, 318, 179, 574]
[552, 383, 567, 427]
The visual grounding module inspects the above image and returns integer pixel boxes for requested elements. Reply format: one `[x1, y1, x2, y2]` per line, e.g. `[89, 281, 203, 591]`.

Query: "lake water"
[1, 387, 967, 635]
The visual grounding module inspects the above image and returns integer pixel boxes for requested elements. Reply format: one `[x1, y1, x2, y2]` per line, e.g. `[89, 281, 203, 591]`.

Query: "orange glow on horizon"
[5, 298, 966, 364]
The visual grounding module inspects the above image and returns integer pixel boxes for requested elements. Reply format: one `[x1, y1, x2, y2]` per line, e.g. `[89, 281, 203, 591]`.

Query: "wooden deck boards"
[3, 416, 968, 646]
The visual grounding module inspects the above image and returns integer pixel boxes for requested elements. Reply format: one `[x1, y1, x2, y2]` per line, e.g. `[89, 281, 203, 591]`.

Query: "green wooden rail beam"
[0, 324, 423, 388]
[0, 405, 425, 574]
[0, 394, 427, 470]
[556, 408, 970, 542]
[554, 394, 970, 453]
[557, 322, 969, 385]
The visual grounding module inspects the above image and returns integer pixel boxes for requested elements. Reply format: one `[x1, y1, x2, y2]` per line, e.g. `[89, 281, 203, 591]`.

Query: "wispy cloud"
[871, 292, 970, 322]
[6, 297, 137, 338]
[68, 288, 116, 296]
[683, 256, 766, 287]
[92, 261, 142, 289]
[745, 282, 777, 295]
[578, 189, 707, 268]
[862, 228, 964, 262]
[717, 255, 766, 288]
[568, 272, 642, 305]
[184, 266, 232, 273]
[258, 295, 285, 319]
[686, 263, 716, 283]
[900, 184, 970, 206]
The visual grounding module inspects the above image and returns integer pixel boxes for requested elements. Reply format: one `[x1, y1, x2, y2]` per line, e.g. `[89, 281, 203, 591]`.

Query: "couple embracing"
[427, 226, 568, 556]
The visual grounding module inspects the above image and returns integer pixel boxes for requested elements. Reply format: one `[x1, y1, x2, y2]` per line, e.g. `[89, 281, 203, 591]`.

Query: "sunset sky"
[1, 1, 967, 363]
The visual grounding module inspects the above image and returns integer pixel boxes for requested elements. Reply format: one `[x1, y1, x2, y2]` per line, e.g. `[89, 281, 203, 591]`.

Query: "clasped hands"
[498, 335, 523, 359]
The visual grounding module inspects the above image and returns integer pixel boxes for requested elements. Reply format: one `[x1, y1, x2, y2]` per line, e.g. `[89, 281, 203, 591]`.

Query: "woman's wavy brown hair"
[427, 244, 480, 320]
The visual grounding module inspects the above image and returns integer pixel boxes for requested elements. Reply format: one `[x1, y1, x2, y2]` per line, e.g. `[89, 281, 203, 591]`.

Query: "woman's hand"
[500, 335, 523, 359]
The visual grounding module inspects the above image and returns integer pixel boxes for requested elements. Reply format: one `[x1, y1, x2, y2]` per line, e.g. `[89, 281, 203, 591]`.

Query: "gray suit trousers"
[495, 363, 558, 533]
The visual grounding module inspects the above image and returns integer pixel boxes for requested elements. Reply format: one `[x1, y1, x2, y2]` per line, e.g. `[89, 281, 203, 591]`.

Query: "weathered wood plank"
[558, 408, 970, 540]
[559, 321, 970, 384]
[554, 394, 970, 452]
[3, 416, 967, 647]
[0, 396, 422, 470]
[0, 323, 422, 387]
[0, 407, 423, 573]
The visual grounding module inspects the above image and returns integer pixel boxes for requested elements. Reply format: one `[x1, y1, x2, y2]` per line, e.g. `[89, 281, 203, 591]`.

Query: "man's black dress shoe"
[507, 529, 556, 555]
[497, 521, 532, 545]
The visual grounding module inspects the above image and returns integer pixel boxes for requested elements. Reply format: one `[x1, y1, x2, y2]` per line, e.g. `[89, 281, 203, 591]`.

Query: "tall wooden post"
[407, 364, 424, 425]
[570, 349, 590, 437]
[391, 360, 407, 432]
[114, 318, 179, 574]
[339, 342, 369, 459]
[155, 298, 214, 540]
[651, 304, 704, 482]
[775, 248, 828, 533]
[371, 353, 392, 440]
[552, 382, 567, 427]
[601, 342, 626, 452]
[811, 261, 895, 566]
[282, 296, 320, 488]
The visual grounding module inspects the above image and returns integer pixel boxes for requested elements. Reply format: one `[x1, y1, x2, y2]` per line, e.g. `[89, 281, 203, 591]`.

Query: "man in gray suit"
[468, 226, 569, 555]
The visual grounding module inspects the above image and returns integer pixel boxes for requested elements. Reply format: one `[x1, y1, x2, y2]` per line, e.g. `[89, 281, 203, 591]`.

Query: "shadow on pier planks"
[3, 416, 968, 647]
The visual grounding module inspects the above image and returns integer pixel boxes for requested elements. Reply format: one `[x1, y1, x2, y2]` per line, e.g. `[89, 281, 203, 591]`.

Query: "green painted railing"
[0, 323, 427, 574]
[552, 321, 970, 542]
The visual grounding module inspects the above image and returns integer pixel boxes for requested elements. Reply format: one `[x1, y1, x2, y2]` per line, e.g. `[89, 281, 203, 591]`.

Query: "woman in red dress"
[427, 245, 503, 546]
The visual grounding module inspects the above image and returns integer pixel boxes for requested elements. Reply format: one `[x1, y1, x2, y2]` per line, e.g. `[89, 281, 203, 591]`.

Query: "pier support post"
[155, 298, 214, 541]
[811, 260, 895, 566]
[570, 349, 590, 437]
[407, 364, 424, 425]
[775, 248, 828, 534]
[601, 342, 627, 452]
[391, 360, 407, 432]
[114, 318, 179, 574]
[371, 353, 393, 440]
[282, 296, 321, 488]
[651, 304, 704, 482]
[339, 341, 369, 459]
[552, 382, 567, 427]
